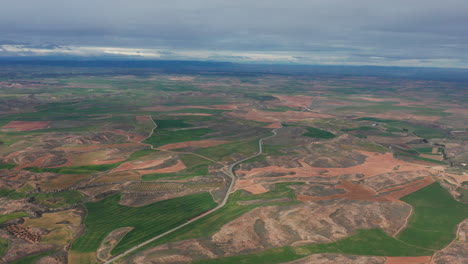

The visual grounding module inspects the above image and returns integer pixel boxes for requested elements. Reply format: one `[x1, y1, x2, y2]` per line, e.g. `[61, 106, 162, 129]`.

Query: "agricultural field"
[0, 62, 467, 264]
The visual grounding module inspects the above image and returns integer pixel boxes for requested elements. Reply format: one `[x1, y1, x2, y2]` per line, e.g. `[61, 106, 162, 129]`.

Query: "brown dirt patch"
[431, 147, 439, 154]
[236, 179, 269, 194]
[15, 155, 53, 170]
[56, 143, 142, 152]
[47, 158, 74, 168]
[138, 159, 186, 175]
[297, 177, 434, 203]
[307, 151, 431, 178]
[91, 158, 126, 165]
[229, 110, 334, 123]
[379, 176, 434, 200]
[113, 157, 172, 172]
[367, 136, 421, 144]
[444, 108, 468, 115]
[39, 173, 90, 191]
[235, 151, 433, 194]
[109, 130, 146, 142]
[385, 256, 431, 264]
[157, 140, 231, 151]
[2, 121, 51, 131]
[419, 154, 444, 161]
[395, 102, 426, 107]
[352, 97, 397, 102]
[168, 76, 195, 81]
[263, 122, 282, 129]
[273, 95, 314, 108]
[136, 115, 152, 121]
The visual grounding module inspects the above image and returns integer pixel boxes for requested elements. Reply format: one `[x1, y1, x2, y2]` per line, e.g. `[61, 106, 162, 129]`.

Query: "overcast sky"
[1, 0, 467, 67]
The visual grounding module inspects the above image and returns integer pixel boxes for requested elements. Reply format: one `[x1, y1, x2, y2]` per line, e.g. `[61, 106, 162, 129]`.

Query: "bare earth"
[1, 121, 51, 131]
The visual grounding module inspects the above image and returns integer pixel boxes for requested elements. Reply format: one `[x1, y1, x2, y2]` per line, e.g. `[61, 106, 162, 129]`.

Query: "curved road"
[103, 124, 282, 264]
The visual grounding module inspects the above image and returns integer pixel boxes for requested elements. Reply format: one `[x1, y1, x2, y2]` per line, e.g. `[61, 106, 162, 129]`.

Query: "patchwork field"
[0, 63, 466, 264]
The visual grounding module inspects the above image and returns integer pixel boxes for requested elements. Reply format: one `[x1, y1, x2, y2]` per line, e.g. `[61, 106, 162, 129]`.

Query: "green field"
[0, 212, 28, 224]
[24, 162, 123, 174]
[71, 192, 217, 255]
[143, 128, 213, 148]
[302, 126, 336, 139]
[0, 238, 8, 258]
[398, 182, 468, 249]
[10, 250, 55, 264]
[154, 119, 193, 129]
[395, 152, 447, 165]
[342, 126, 379, 132]
[130, 183, 302, 255]
[0, 164, 17, 169]
[195, 140, 259, 161]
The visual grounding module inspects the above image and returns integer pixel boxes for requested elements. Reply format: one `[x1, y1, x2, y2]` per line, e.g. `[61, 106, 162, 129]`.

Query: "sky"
[1, 0, 467, 67]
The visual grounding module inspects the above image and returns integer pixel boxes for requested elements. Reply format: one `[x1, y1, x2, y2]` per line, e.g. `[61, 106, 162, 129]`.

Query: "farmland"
[0, 62, 466, 263]
[71, 192, 217, 255]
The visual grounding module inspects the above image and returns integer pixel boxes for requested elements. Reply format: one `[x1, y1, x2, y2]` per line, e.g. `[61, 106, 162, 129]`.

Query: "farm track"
[102, 119, 282, 264]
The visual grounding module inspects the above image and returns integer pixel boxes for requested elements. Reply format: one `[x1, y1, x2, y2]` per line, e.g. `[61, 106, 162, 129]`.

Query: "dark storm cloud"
[1, 0, 467, 66]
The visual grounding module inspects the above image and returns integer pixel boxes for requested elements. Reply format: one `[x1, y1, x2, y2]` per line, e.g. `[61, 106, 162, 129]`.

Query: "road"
[103, 124, 282, 264]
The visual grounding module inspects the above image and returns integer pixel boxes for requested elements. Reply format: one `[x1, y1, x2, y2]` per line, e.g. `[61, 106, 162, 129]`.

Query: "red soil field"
[297, 177, 434, 203]
[263, 122, 282, 129]
[137, 159, 186, 175]
[385, 256, 431, 264]
[14, 155, 53, 170]
[91, 158, 126, 165]
[273, 95, 314, 108]
[2, 121, 50, 131]
[229, 110, 334, 123]
[157, 140, 231, 151]
[56, 143, 142, 152]
[235, 151, 436, 194]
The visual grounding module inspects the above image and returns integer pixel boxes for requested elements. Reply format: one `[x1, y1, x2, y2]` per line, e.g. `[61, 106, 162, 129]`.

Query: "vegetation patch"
[0, 163, 17, 169]
[195, 140, 259, 161]
[0, 238, 8, 258]
[24, 163, 123, 174]
[144, 128, 213, 148]
[302, 127, 336, 139]
[154, 119, 193, 129]
[398, 182, 468, 249]
[72, 192, 217, 255]
[0, 212, 28, 224]
[394, 152, 447, 165]
[10, 250, 56, 264]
